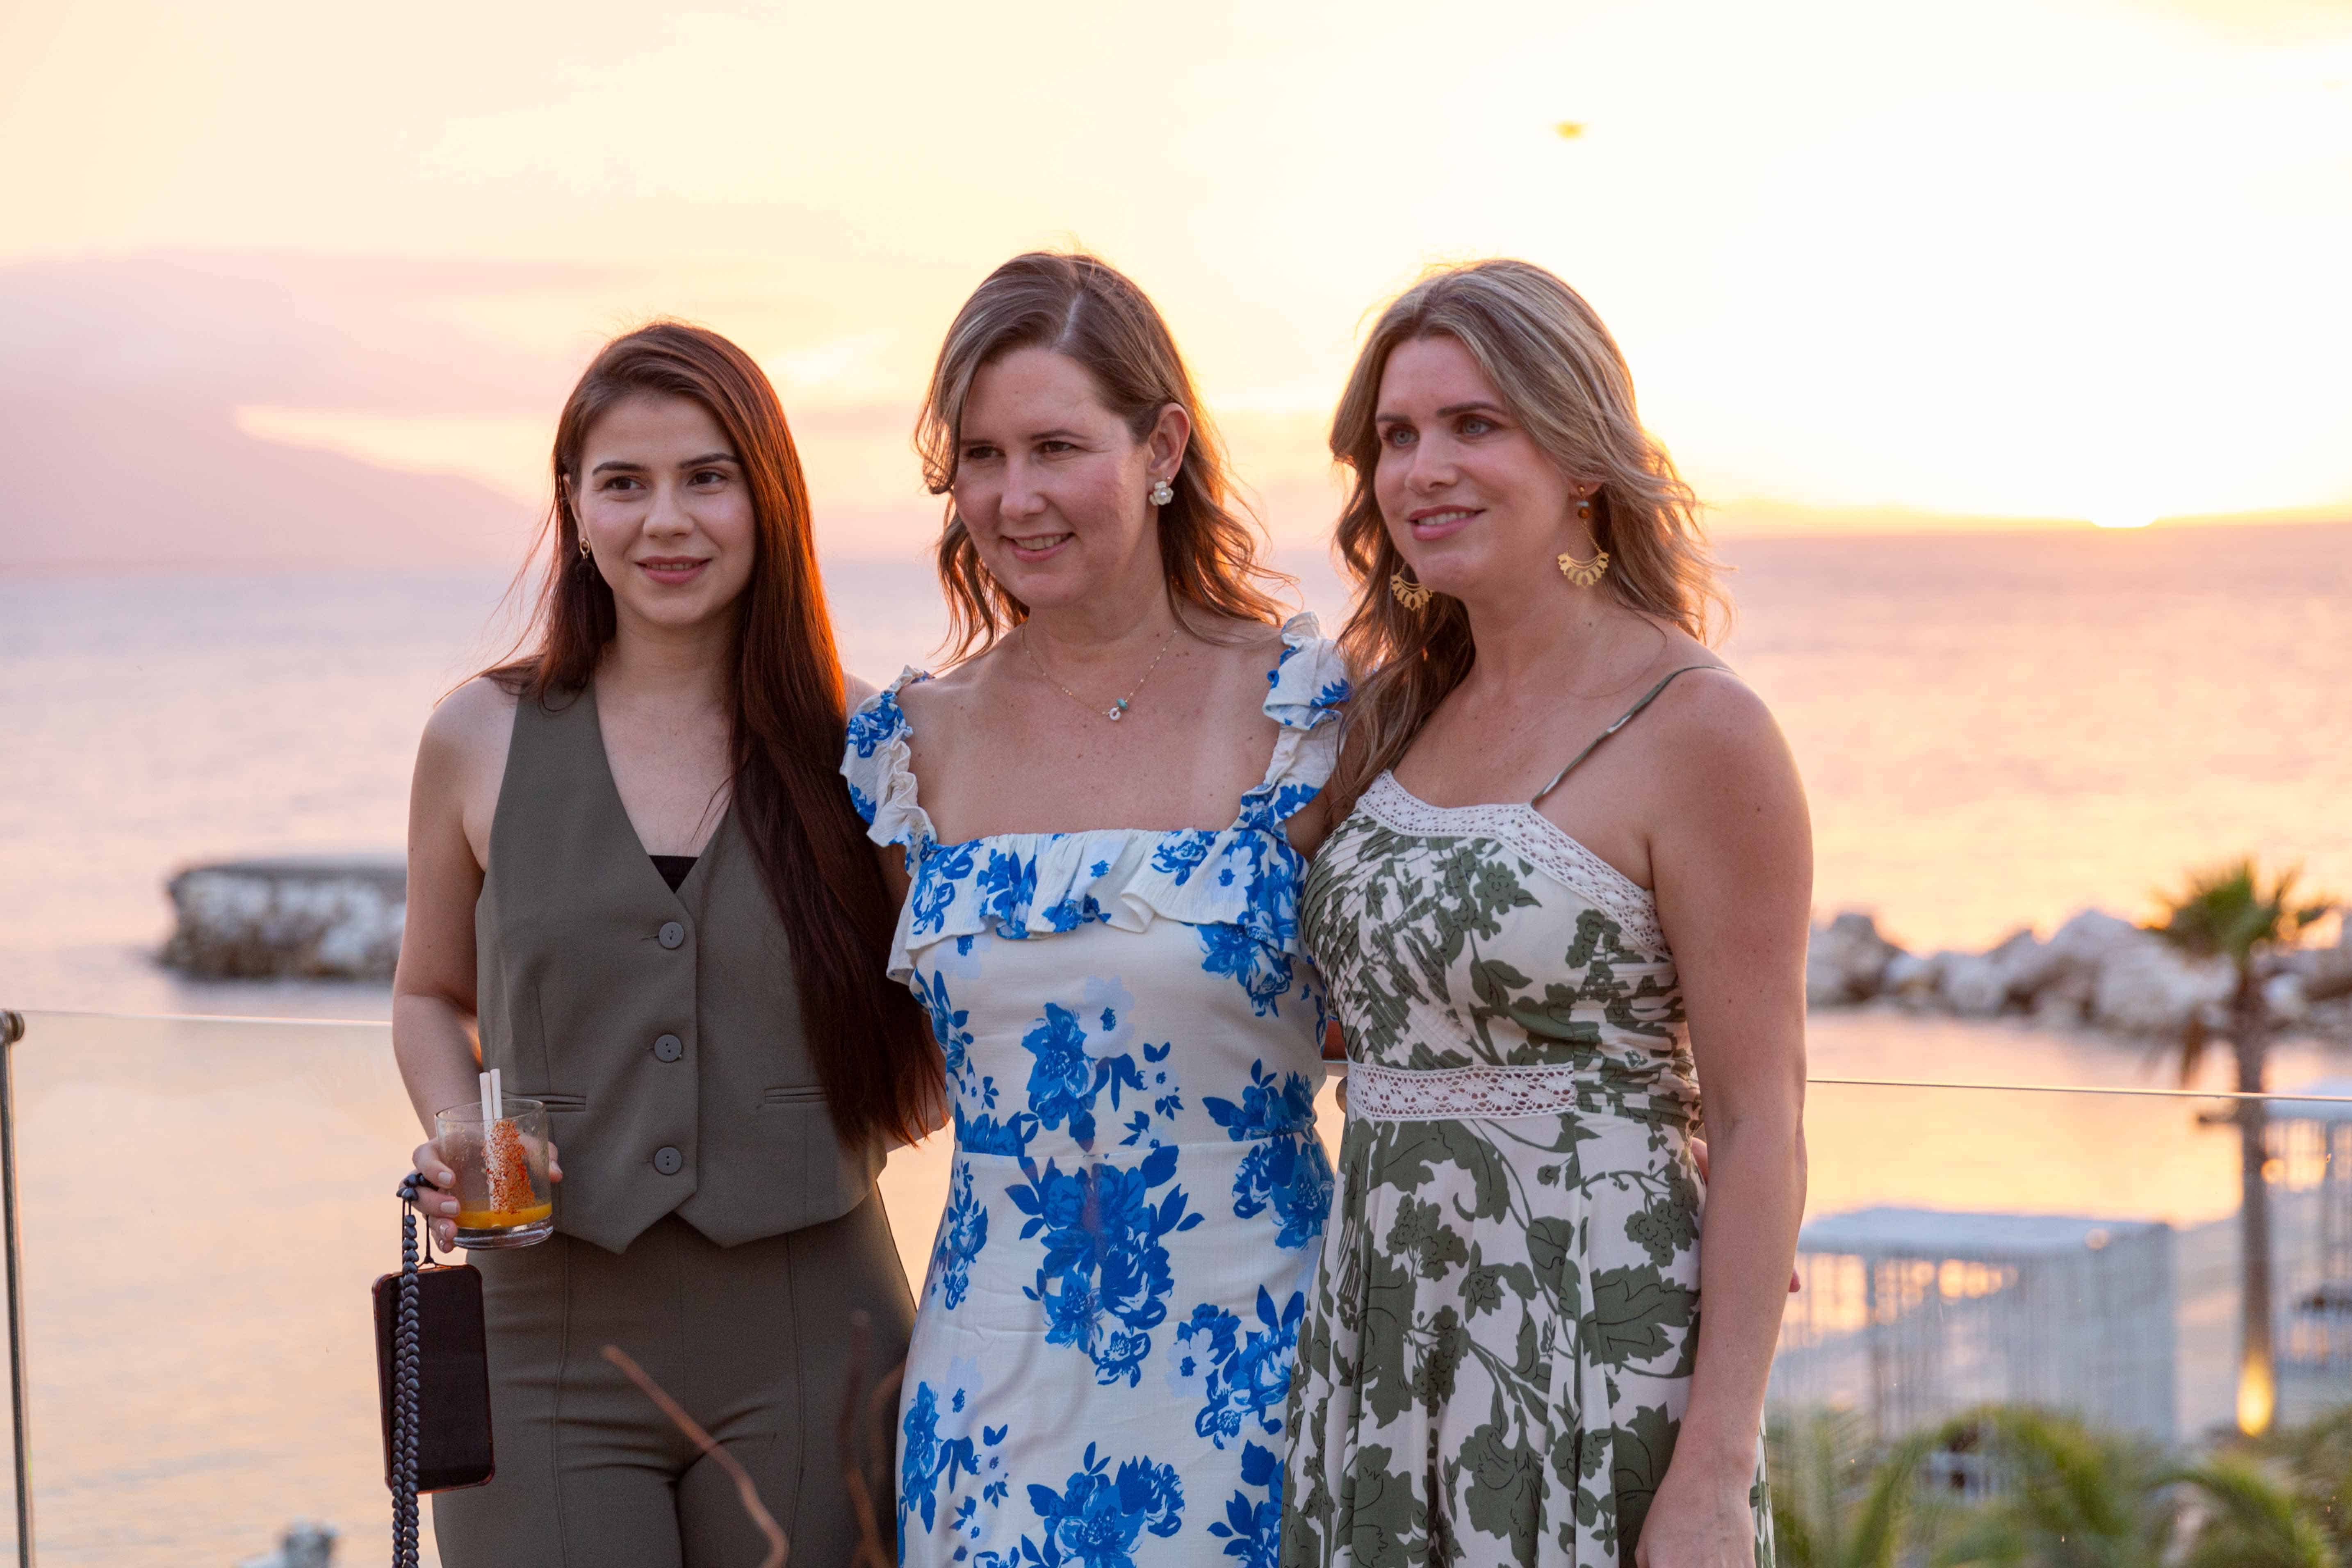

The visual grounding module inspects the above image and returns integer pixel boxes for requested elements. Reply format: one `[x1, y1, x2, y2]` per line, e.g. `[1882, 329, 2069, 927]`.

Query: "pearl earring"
[1149, 479, 1175, 507]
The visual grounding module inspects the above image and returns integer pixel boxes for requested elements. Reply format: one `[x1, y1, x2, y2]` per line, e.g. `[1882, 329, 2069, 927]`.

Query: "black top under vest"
[472, 683, 883, 1253]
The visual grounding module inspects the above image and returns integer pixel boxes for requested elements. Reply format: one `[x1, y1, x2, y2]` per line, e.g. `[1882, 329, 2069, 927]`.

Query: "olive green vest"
[473, 683, 882, 1253]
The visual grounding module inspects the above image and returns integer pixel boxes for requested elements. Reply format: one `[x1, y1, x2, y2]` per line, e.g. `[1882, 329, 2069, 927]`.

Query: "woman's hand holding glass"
[410, 1134, 563, 1251]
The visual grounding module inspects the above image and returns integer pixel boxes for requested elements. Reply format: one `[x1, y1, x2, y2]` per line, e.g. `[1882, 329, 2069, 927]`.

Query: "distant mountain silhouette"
[0, 251, 570, 572]
[1, 393, 534, 570]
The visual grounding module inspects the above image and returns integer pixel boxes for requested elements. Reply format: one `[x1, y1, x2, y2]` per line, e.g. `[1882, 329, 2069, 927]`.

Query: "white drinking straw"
[490, 1066, 504, 1121]
[479, 1069, 495, 1130]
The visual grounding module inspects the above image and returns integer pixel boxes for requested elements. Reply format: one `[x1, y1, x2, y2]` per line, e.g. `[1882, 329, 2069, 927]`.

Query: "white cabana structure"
[1771, 1206, 2176, 1442]
[2263, 1077, 2352, 1420]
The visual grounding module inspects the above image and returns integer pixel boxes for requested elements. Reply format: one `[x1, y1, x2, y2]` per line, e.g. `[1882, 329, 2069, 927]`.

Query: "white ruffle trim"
[839, 615, 1349, 978]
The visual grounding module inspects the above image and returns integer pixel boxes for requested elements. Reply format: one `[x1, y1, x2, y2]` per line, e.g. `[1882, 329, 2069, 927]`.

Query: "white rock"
[238, 1519, 337, 1568]
[1939, 951, 2012, 1016]
[162, 857, 406, 980]
[1881, 951, 1943, 999]
[2090, 933, 2233, 1035]
[1807, 911, 1904, 1007]
[2265, 972, 2311, 1023]
[2048, 909, 2141, 969]
[2301, 930, 2352, 1005]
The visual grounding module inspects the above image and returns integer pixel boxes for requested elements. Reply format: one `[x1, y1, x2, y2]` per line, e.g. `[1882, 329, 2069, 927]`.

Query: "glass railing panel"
[0, 1006, 2343, 1559]
[1777, 1073, 2352, 1449]
[0, 1007, 962, 1566]
[3, 1009, 422, 1564]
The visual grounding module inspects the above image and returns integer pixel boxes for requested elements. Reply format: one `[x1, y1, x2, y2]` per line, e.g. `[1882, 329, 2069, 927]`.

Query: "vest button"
[658, 921, 686, 949]
[652, 1146, 684, 1176]
[652, 1033, 684, 1063]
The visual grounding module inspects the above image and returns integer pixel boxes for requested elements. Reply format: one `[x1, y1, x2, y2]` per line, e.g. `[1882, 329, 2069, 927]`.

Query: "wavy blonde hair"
[915, 251, 1290, 659]
[1324, 258, 1728, 818]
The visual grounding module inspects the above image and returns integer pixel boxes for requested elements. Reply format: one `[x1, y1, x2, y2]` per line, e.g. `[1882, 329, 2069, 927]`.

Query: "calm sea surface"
[7, 524, 2348, 1014]
[0, 522, 2349, 1559]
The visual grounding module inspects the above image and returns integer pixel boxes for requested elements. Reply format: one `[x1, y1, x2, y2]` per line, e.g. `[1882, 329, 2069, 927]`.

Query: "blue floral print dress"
[842, 615, 1351, 1568]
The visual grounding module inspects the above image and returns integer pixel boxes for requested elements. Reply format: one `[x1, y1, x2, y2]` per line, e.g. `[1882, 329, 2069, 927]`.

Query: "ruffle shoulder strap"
[840, 669, 936, 871]
[1234, 613, 1351, 835]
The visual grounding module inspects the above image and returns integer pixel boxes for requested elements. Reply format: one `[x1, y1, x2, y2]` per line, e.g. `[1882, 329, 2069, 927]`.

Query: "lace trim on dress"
[1358, 773, 1669, 954]
[1348, 1060, 1695, 1126]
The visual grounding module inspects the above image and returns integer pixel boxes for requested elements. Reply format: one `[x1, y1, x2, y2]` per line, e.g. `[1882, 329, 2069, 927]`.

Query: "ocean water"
[0, 523, 2349, 1556]
[5, 522, 2347, 1014]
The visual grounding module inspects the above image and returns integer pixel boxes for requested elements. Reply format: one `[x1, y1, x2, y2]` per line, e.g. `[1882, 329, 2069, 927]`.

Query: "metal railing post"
[0, 1009, 30, 1567]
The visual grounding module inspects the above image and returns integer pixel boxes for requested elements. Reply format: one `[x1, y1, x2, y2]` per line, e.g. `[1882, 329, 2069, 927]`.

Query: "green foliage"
[2165, 1456, 2339, 1568]
[1926, 1405, 2169, 1567]
[2147, 857, 2335, 978]
[2253, 1407, 2352, 1563]
[1765, 1402, 2350, 1568]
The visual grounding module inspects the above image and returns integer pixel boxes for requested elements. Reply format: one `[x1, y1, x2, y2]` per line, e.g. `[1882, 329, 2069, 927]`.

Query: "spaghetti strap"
[1530, 664, 1729, 805]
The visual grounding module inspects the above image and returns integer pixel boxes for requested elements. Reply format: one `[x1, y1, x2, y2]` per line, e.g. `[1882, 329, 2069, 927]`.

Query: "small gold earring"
[1390, 570, 1433, 611]
[577, 531, 592, 559]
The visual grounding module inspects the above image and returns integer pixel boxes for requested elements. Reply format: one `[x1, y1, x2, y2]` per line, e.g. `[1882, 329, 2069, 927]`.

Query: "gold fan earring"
[1390, 569, 1433, 611]
[1557, 496, 1609, 587]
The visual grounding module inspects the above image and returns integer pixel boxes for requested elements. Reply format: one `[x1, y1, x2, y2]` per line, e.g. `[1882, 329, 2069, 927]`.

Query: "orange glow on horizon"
[3, 0, 2348, 545]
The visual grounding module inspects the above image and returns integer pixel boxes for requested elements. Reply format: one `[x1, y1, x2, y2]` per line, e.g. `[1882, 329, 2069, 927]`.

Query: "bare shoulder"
[843, 670, 882, 711]
[419, 675, 519, 770]
[898, 643, 991, 719]
[1642, 660, 1803, 809]
[1197, 612, 1292, 685]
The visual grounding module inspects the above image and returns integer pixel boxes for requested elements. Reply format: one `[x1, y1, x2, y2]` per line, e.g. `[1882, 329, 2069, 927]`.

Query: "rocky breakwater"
[1807, 908, 2352, 1043]
[161, 856, 406, 981]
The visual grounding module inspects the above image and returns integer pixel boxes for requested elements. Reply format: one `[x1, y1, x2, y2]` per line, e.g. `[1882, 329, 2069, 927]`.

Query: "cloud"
[0, 251, 599, 410]
[0, 252, 574, 569]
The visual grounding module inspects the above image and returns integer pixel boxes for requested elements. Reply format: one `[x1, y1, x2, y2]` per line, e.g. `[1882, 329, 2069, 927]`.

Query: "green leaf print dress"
[1281, 675, 1774, 1568]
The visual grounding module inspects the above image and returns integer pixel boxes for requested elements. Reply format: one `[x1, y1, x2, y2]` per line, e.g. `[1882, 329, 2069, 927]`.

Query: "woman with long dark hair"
[394, 321, 939, 1564]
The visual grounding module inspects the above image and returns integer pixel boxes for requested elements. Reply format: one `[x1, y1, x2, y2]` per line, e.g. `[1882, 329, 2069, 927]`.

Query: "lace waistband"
[1347, 1060, 1696, 1128]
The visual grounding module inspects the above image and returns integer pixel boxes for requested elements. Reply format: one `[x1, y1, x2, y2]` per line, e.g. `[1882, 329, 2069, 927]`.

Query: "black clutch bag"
[374, 1174, 495, 1521]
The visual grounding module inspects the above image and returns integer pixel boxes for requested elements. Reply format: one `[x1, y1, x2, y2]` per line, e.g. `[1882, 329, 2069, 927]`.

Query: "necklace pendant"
[1107, 704, 1124, 721]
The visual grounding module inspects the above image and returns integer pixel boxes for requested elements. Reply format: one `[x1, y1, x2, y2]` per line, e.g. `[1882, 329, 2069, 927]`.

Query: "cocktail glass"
[433, 1097, 555, 1248]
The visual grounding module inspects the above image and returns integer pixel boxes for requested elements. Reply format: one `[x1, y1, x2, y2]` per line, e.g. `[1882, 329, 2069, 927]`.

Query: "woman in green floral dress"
[1281, 261, 1809, 1568]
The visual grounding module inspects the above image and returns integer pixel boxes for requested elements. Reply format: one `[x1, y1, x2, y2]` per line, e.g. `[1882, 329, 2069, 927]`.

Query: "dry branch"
[601, 1343, 790, 1568]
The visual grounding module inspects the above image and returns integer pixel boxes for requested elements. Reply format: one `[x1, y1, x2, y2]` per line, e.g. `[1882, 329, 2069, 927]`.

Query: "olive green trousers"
[433, 1194, 914, 1568]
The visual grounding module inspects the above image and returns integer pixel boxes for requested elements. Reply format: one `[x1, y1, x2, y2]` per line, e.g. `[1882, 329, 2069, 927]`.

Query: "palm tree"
[1925, 1405, 2172, 1566]
[1763, 1400, 2341, 1567]
[2254, 1406, 2352, 1563]
[1766, 1407, 1944, 1567]
[2166, 1454, 2341, 1568]
[2149, 859, 2336, 1436]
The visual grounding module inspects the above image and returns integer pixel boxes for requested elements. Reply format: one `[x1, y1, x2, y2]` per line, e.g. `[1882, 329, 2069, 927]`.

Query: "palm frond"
[2147, 858, 2339, 972]
[2166, 1456, 2340, 1568]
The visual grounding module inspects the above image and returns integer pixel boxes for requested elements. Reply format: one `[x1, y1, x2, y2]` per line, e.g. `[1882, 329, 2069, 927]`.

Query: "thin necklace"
[1023, 624, 1176, 723]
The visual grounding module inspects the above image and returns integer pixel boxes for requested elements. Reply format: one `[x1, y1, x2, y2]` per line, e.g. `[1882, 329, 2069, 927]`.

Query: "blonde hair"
[1324, 258, 1728, 818]
[914, 251, 1290, 659]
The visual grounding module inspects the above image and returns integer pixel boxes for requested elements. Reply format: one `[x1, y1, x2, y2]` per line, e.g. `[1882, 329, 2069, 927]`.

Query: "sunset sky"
[5, 0, 2350, 560]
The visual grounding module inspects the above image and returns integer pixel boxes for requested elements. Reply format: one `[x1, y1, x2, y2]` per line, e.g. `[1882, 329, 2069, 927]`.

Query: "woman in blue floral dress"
[842, 253, 1349, 1568]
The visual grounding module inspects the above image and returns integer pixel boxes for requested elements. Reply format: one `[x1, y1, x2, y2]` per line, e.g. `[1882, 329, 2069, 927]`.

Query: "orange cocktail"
[435, 1097, 556, 1249]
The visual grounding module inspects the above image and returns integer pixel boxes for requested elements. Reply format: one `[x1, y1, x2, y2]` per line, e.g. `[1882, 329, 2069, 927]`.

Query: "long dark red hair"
[490, 321, 938, 1148]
